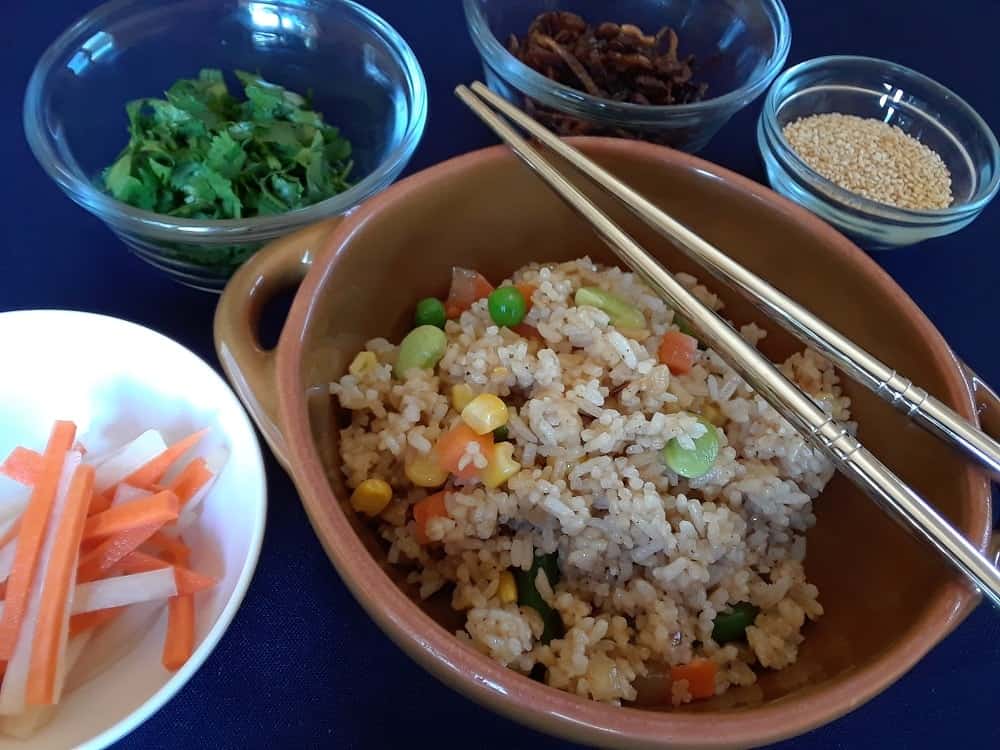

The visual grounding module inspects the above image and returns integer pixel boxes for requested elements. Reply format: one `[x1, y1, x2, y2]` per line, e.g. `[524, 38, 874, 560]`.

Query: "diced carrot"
[413, 492, 448, 545]
[514, 283, 537, 313]
[123, 429, 208, 491]
[27, 464, 95, 706]
[82, 491, 179, 542]
[115, 551, 215, 595]
[68, 607, 124, 637]
[658, 331, 698, 375]
[0, 448, 43, 486]
[76, 523, 164, 583]
[0, 421, 76, 660]
[512, 323, 542, 341]
[670, 658, 717, 700]
[166, 458, 213, 507]
[433, 424, 494, 479]
[444, 267, 494, 318]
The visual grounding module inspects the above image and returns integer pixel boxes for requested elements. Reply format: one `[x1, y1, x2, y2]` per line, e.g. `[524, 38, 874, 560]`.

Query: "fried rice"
[330, 258, 852, 706]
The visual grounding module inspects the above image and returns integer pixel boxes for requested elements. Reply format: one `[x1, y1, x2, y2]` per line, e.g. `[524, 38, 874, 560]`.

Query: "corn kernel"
[349, 351, 378, 378]
[491, 366, 510, 378]
[461, 393, 509, 435]
[702, 402, 726, 426]
[405, 451, 448, 488]
[498, 570, 518, 604]
[482, 442, 521, 489]
[451, 383, 476, 412]
[350, 478, 392, 516]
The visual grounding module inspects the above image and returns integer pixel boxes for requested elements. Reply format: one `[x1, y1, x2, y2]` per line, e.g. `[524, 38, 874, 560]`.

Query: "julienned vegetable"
[514, 552, 563, 644]
[662, 417, 720, 479]
[102, 69, 353, 220]
[0, 421, 222, 734]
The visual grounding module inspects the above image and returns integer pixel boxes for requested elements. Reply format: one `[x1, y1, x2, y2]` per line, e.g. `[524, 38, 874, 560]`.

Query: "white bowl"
[0, 310, 267, 749]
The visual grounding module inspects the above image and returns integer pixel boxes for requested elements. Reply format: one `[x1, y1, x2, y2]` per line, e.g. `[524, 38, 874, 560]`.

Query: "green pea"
[662, 417, 720, 478]
[393, 325, 447, 378]
[514, 552, 563, 644]
[414, 297, 446, 329]
[574, 287, 646, 331]
[493, 424, 509, 441]
[712, 602, 759, 644]
[488, 286, 527, 327]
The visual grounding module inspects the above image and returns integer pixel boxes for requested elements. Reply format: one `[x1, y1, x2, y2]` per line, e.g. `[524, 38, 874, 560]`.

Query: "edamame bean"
[574, 287, 646, 330]
[393, 325, 447, 378]
[662, 417, 720, 478]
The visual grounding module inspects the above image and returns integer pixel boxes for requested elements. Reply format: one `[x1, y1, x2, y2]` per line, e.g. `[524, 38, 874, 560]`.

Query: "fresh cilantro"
[102, 69, 354, 222]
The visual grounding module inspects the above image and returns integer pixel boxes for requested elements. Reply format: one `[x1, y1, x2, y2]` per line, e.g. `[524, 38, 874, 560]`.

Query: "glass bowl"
[24, 0, 427, 292]
[757, 56, 1000, 250]
[463, 0, 791, 153]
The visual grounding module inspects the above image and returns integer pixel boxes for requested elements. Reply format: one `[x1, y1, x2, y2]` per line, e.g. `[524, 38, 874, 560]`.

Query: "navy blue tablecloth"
[5, 1, 999, 747]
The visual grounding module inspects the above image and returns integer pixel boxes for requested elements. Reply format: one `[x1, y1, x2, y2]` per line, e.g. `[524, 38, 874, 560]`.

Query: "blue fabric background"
[5, 0, 999, 747]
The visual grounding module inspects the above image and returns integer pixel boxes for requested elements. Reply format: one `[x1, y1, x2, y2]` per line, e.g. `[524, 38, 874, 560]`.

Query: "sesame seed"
[782, 113, 953, 211]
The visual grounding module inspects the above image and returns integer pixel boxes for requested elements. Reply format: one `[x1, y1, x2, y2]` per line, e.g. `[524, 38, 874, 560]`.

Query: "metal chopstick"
[455, 84, 1000, 607]
[467, 81, 1000, 483]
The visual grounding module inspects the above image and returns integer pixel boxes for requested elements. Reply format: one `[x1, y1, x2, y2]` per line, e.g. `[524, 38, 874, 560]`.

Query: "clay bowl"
[214, 139, 997, 749]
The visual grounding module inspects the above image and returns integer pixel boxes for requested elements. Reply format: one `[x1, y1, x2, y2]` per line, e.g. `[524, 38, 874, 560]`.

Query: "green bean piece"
[493, 424, 510, 441]
[574, 287, 646, 331]
[662, 417, 720, 479]
[393, 325, 448, 378]
[712, 602, 759, 644]
[514, 552, 563, 644]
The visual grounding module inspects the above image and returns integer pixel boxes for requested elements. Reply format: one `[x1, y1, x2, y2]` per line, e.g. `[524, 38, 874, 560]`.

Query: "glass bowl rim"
[760, 55, 1000, 223]
[22, 0, 428, 240]
[462, 0, 792, 122]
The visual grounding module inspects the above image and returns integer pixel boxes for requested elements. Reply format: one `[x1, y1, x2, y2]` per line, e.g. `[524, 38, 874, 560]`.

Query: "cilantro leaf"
[101, 68, 354, 232]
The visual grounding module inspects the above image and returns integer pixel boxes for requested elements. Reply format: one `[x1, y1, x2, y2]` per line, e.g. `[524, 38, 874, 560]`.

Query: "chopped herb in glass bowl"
[25, 0, 427, 291]
[103, 70, 355, 221]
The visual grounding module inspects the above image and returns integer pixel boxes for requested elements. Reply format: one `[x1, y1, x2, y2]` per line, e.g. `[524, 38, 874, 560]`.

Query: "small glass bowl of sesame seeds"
[757, 55, 1000, 249]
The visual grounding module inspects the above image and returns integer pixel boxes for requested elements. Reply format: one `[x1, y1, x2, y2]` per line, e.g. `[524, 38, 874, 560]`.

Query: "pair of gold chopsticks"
[455, 82, 1000, 606]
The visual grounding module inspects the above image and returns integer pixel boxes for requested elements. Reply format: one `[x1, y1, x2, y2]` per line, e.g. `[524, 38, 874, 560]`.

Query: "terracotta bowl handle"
[214, 218, 340, 468]
[959, 360, 1000, 564]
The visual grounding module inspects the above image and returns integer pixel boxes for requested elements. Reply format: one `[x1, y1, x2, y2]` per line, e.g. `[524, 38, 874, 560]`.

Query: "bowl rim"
[462, 0, 792, 122]
[759, 55, 1000, 222]
[22, 0, 428, 241]
[275, 139, 990, 748]
[0, 309, 268, 750]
